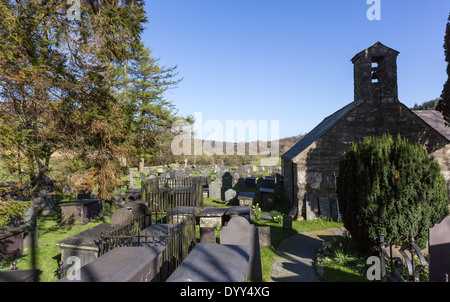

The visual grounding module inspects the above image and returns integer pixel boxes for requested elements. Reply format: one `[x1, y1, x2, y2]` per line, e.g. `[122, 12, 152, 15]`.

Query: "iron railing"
[379, 231, 429, 282]
[97, 210, 197, 281]
[141, 177, 204, 211]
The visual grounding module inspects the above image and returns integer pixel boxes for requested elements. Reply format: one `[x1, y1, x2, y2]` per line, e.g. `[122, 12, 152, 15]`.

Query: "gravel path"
[270, 228, 344, 282]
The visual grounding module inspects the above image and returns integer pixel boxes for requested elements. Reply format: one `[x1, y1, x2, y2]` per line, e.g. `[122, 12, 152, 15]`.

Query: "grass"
[0, 214, 111, 282]
[1, 166, 347, 282]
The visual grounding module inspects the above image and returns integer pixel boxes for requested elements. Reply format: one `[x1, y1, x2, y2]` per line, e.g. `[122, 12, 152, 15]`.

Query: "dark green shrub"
[337, 134, 449, 256]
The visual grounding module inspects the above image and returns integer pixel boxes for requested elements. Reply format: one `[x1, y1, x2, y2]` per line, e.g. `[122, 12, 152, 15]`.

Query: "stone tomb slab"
[220, 216, 262, 281]
[196, 207, 228, 228]
[238, 192, 255, 206]
[137, 224, 177, 246]
[56, 223, 116, 268]
[225, 206, 251, 221]
[167, 206, 198, 224]
[60, 199, 103, 226]
[59, 246, 165, 282]
[165, 243, 250, 282]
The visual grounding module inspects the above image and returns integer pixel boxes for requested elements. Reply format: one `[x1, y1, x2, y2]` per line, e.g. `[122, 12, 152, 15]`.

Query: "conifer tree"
[437, 13, 450, 125]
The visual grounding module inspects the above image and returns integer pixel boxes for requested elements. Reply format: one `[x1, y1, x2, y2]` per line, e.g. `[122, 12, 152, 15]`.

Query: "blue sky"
[142, 0, 450, 141]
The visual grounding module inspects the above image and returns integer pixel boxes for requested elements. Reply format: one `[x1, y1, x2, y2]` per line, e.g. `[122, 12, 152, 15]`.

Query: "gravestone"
[175, 169, 184, 179]
[224, 188, 237, 204]
[220, 216, 262, 281]
[200, 227, 216, 243]
[318, 196, 331, 219]
[245, 177, 256, 187]
[222, 172, 233, 191]
[8, 206, 38, 248]
[238, 178, 246, 191]
[238, 165, 245, 175]
[257, 226, 271, 248]
[139, 173, 146, 181]
[129, 170, 135, 188]
[184, 167, 190, 176]
[232, 173, 239, 186]
[428, 215, 450, 282]
[305, 193, 319, 220]
[111, 207, 134, 225]
[30, 179, 55, 216]
[208, 180, 221, 199]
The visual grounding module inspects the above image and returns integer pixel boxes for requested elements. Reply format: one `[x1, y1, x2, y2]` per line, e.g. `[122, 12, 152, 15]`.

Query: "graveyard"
[1, 1, 450, 286]
[0, 162, 341, 282]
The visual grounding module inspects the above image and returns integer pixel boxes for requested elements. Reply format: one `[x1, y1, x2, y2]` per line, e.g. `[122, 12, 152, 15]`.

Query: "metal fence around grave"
[141, 177, 204, 212]
[98, 211, 196, 281]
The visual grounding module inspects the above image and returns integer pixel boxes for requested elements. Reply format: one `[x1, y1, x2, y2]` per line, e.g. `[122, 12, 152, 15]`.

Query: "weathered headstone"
[222, 172, 233, 191]
[238, 191, 255, 207]
[30, 179, 55, 216]
[196, 207, 228, 228]
[208, 180, 221, 199]
[224, 188, 237, 204]
[257, 226, 271, 248]
[232, 173, 239, 186]
[200, 227, 216, 243]
[429, 215, 450, 282]
[305, 193, 319, 220]
[220, 216, 262, 281]
[175, 169, 184, 179]
[318, 196, 331, 219]
[9, 206, 38, 247]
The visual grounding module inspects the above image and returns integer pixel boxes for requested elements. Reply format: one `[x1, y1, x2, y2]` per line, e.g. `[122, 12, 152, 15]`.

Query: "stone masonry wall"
[292, 100, 450, 219]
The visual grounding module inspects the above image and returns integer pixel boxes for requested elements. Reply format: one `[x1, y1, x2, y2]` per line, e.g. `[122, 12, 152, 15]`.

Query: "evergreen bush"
[337, 134, 449, 256]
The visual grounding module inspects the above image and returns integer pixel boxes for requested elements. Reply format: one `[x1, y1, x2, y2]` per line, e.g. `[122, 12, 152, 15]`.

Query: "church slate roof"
[412, 110, 450, 141]
[281, 99, 363, 160]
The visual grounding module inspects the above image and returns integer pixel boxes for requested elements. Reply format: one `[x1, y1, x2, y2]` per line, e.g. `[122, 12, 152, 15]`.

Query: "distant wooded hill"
[411, 98, 441, 110]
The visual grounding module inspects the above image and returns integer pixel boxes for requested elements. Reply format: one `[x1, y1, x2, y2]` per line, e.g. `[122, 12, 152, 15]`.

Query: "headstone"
[305, 193, 319, 220]
[60, 199, 103, 226]
[257, 226, 271, 248]
[232, 173, 239, 186]
[129, 170, 134, 188]
[30, 179, 55, 216]
[238, 178, 246, 191]
[139, 173, 146, 181]
[222, 172, 233, 191]
[175, 169, 184, 179]
[220, 216, 262, 281]
[245, 177, 256, 187]
[238, 165, 245, 175]
[224, 188, 237, 204]
[330, 197, 340, 221]
[8, 206, 38, 247]
[200, 227, 216, 243]
[184, 167, 190, 176]
[208, 180, 221, 199]
[318, 196, 331, 218]
[226, 206, 250, 220]
[429, 215, 450, 282]
[111, 207, 134, 225]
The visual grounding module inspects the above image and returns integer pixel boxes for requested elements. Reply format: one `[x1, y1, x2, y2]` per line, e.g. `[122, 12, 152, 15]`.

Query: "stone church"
[281, 42, 450, 220]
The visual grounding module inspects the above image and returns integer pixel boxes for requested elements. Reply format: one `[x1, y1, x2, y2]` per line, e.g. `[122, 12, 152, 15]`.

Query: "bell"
[371, 69, 379, 80]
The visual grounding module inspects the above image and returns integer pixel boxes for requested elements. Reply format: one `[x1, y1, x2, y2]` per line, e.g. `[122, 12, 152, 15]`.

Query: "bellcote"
[351, 42, 399, 104]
